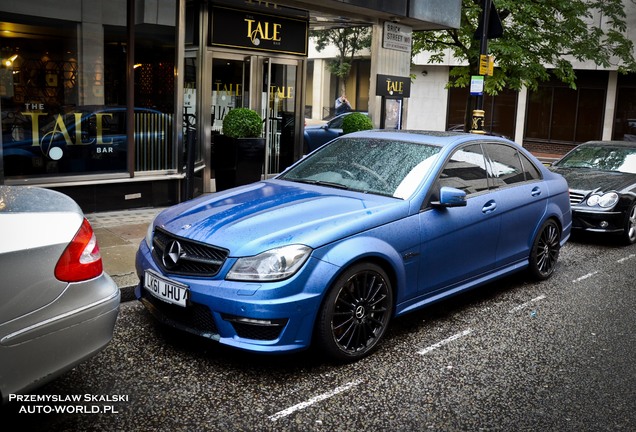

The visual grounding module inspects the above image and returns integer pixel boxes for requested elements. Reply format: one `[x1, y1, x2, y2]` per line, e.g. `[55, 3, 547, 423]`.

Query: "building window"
[525, 71, 606, 146]
[613, 73, 636, 141]
[1, 4, 176, 179]
[133, 22, 176, 172]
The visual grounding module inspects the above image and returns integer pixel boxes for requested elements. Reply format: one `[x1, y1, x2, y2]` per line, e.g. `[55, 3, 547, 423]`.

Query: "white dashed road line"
[268, 380, 363, 421]
[508, 294, 546, 314]
[573, 271, 599, 283]
[571, 254, 634, 282]
[269, 257, 634, 423]
[617, 254, 635, 264]
[417, 329, 474, 355]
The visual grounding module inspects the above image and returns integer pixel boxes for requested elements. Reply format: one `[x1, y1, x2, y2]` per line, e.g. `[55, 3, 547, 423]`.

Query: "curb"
[120, 285, 137, 303]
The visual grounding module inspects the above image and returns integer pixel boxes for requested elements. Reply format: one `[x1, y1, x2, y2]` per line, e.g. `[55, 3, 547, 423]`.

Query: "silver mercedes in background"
[0, 185, 120, 402]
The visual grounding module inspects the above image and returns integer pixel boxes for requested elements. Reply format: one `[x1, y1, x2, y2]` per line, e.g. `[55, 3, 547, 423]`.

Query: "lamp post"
[471, 0, 492, 134]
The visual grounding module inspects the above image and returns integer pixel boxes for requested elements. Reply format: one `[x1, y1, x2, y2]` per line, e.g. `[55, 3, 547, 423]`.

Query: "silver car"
[0, 185, 120, 402]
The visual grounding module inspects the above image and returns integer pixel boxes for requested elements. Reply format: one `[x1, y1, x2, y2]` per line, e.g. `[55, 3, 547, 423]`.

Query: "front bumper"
[571, 207, 624, 234]
[135, 240, 338, 354]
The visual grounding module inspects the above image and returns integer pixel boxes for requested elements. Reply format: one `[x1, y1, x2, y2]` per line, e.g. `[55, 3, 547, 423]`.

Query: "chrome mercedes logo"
[162, 240, 182, 270]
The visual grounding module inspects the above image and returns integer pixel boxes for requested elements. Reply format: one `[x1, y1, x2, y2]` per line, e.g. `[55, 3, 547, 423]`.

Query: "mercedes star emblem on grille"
[162, 240, 182, 269]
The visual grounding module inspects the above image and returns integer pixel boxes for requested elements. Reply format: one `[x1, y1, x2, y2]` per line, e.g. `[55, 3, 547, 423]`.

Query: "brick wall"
[522, 141, 577, 157]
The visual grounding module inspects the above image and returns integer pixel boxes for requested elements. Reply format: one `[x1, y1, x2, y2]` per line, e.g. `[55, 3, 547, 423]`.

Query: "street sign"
[479, 54, 494, 76]
[470, 75, 484, 95]
[382, 21, 412, 53]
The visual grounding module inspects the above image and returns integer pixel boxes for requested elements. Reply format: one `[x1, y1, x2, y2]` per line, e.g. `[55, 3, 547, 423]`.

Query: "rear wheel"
[529, 219, 561, 280]
[315, 263, 393, 361]
[621, 202, 636, 245]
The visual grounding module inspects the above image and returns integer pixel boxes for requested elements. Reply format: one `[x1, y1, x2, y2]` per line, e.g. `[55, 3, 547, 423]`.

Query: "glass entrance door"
[209, 53, 302, 186]
[261, 59, 298, 176]
[211, 56, 250, 132]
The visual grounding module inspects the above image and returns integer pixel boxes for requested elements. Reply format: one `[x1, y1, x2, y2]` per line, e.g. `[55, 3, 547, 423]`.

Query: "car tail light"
[55, 218, 103, 282]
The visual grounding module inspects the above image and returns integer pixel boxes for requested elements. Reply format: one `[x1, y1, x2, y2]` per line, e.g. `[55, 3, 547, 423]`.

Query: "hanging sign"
[210, 6, 308, 56]
[376, 74, 411, 98]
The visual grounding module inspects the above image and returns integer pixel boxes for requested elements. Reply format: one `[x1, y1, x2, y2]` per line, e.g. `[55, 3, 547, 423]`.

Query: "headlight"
[598, 192, 619, 208]
[145, 217, 157, 248]
[587, 192, 619, 208]
[227, 245, 312, 281]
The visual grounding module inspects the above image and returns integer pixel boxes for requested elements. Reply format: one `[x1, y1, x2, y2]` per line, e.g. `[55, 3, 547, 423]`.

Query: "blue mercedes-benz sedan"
[135, 130, 571, 361]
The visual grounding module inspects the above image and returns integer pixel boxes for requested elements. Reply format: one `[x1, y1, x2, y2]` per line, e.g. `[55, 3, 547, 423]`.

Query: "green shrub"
[222, 108, 263, 138]
[342, 112, 373, 135]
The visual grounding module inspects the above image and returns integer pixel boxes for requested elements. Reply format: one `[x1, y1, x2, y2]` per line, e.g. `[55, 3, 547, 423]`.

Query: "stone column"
[369, 22, 411, 129]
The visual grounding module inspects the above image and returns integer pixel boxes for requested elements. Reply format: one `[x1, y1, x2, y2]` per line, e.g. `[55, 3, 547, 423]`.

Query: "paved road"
[3, 236, 635, 431]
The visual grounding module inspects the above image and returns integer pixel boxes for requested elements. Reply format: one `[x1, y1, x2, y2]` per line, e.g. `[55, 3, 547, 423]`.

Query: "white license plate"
[144, 270, 189, 307]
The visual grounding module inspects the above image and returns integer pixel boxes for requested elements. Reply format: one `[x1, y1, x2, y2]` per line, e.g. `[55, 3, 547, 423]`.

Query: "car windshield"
[556, 145, 636, 174]
[279, 137, 442, 199]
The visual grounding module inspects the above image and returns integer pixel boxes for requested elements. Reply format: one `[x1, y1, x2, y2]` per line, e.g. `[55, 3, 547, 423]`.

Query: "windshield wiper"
[287, 178, 351, 190]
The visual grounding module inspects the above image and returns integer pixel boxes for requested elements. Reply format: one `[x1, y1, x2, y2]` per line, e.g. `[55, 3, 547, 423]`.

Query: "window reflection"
[1, 5, 176, 178]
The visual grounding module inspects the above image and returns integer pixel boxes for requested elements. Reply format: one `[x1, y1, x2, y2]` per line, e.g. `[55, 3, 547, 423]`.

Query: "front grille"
[569, 190, 586, 206]
[152, 227, 228, 276]
[141, 289, 219, 336]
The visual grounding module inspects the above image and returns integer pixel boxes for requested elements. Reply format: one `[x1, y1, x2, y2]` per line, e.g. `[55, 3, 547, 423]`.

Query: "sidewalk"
[85, 207, 164, 302]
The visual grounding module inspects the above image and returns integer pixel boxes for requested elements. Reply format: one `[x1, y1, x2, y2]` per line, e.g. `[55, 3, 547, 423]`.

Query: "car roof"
[344, 129, 512, 148]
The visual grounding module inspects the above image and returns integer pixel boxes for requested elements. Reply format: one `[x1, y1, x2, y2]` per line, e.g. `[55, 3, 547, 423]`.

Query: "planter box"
[213, 135, 265, 191]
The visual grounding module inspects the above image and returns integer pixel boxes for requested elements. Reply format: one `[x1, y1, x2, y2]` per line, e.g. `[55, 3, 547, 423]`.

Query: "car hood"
[154, 180, 407, 256]
[551, 167, 636, 193]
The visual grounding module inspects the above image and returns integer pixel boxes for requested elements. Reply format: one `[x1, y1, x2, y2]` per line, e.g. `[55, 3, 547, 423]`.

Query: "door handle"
[531, 186, 541, 197]
[482, 200, 497, 214]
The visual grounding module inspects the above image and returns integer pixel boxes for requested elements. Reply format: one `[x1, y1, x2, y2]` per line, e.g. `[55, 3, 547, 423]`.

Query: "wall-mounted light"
[421, 70, 428, 76]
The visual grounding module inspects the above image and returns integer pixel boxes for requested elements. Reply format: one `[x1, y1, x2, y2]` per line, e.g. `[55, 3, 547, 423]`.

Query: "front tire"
[621, 202, 636, 245]
[529, 219, 561, 280]
[315, 263, 393, 361]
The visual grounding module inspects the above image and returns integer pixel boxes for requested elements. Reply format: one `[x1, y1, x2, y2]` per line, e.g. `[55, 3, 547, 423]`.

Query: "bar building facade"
[0, 0, 460, 212]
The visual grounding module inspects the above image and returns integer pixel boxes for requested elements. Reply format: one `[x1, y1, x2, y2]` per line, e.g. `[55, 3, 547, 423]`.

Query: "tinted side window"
[519, 151, 542, 180]
[484, 143, 529, 187]
[438, 144, 489, 195]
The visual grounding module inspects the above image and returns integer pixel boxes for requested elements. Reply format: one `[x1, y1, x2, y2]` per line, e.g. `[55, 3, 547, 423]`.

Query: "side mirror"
[432, 186, 467, 208]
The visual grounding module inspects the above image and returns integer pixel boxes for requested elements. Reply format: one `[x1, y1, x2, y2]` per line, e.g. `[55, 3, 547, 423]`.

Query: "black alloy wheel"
[622, 202, 636, 245]
[529, 219, 561, 280]
[316, 263, 393, 361]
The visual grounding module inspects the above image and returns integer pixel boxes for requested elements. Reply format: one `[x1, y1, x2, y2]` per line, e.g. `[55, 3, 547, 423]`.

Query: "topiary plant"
[222, 108, 263, 138]
[342, 112, 373, 135]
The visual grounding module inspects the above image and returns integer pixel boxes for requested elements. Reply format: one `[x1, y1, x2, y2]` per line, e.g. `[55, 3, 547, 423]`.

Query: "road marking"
[509, 295, 546, 314]
[268, 380, 363, 421]
[417, 329, 473, 355]
[573, 271, 599, 283]
[617, 254, 635, 264]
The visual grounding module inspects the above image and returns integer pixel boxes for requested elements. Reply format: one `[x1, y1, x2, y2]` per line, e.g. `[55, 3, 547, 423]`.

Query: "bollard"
[470, 109, 486, 134]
